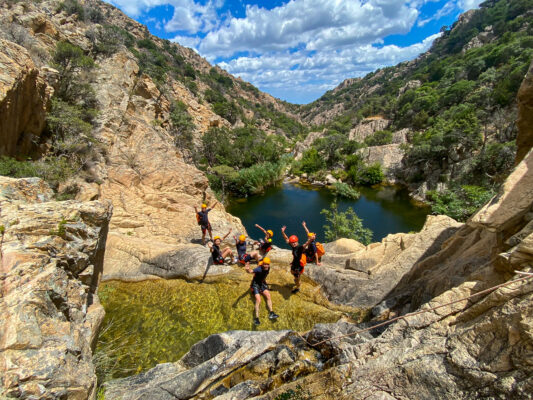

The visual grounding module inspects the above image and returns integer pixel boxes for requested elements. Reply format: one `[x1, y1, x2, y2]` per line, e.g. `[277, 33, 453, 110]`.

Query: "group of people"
[194, 203, 325, 325]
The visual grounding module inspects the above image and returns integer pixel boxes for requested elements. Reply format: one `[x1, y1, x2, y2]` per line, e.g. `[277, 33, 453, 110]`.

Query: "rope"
[307, 271, 533, 347]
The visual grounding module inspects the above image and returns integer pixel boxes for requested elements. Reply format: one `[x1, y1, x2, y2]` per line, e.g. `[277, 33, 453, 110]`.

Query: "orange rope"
[308, 272, 533, 347]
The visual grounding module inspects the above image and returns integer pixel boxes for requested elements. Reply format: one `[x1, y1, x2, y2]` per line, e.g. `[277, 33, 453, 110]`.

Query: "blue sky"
[104, 0, 483, 104]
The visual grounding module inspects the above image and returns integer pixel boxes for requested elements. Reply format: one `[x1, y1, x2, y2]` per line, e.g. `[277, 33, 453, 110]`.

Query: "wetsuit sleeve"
[252, 266, 262, 274]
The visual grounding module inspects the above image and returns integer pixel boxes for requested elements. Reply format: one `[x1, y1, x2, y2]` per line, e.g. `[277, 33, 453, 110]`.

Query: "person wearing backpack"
[195, 203, 213, 245]
[302, 221, 323, 266]
[253, 223, 274, 258]
[281, 226, 313, 294]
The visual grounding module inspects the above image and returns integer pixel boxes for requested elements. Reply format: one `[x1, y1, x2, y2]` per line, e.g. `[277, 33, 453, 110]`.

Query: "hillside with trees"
[296, 0, 532, 220]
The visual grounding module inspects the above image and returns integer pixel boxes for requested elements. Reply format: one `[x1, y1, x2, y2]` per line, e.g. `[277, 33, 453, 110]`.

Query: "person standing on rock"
[253, 223, 274, 259]
[234, 234, 260, 267]
[302, 221, 321, 266]
[208, 229, 237, 264]
[245, 257, 279, 325]
[195, 203, 213, 245]
[281, 226, 313, 293]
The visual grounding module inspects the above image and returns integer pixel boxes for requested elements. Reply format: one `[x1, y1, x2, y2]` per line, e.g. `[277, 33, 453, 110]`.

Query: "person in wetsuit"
[281, 226, 313, 293]
[195, 203, 213, 245]
[234, 234, 260, 268]
[245, 257, 279, 325]
[253, 224, 274, 258]
[207, 228, 236, 264]
[302, 221, 321, 266]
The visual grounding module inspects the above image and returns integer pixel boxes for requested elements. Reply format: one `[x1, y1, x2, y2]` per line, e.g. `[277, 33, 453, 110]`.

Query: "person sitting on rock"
[208, 229, 236, 264]
[195, 203, 213, 245]
[234, 234, 260, 268]
[302, 221, 321, 266]
[245, 257, 279, 325]
[281, 226, 313, 293]
[253, 223, 274, 258]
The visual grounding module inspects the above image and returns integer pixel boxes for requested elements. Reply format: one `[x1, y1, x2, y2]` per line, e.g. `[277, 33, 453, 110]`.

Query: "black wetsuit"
[251, 266, 270, 294]
[211, 243, 224, 264]
[291, 245, 305, 276]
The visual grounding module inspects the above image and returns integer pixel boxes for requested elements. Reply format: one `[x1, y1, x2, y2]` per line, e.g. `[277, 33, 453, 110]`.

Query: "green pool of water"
[95, 268, 358, 382]
[227, 183, 430, 247]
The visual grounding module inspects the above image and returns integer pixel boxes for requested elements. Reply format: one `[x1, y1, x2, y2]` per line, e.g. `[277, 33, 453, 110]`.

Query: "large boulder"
[306, 215, 462, 308]
[0, 177, 112, 399]
[349, 117, 390, 142]
[356, 144, 405, 179]
[0, 39, 50, 157]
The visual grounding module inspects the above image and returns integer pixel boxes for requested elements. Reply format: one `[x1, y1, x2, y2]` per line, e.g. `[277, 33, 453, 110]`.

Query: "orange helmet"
[262, 257, 271, 264]
[267, 229, 273, 236]
[239, 235, 246, 241]
[289, 235, 298, 243]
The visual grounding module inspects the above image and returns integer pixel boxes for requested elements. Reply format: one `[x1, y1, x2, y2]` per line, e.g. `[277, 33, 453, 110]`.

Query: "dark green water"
[227, 183, 430, 247]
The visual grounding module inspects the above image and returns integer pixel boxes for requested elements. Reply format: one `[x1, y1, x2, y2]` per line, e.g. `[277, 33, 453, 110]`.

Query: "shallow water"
[96, 267, 359, 382]
[226, 183, 430, 247]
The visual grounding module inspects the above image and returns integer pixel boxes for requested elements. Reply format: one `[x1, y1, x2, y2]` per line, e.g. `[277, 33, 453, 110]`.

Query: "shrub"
[321, 200, 373, 244]
[169, 101, 195, 151]
[57, 0, 85, 19]
[331, 182, 360, 199]
[427, 185, 495, 221]
[364, 130, 392, 146]
[86, 25, 125, 56]
[357, 163, 384, 186]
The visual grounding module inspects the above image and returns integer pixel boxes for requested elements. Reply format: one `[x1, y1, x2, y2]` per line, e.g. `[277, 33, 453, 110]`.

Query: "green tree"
[170, 101, 195, 151]
[321, 201, 373, 244]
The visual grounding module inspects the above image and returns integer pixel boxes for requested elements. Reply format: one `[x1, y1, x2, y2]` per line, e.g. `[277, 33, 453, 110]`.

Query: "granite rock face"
[0, 39, 50, 157]
[0, 177, 112, 399]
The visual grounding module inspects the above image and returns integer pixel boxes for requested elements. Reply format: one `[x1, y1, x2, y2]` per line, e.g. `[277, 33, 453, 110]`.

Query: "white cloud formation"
[106, 0, 483, 102]
[197, 0, 419, 57]
[108, 0, 220, 33]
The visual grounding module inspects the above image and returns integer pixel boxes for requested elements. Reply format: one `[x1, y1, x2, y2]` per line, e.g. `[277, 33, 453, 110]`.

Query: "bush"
[169, 101, 195, 151]
[427, 185, 495, 221]
[86, 25, 125, 56]
[295, 148, 326, 174]
[357, 163, 384, 186]
[321, 201, 373, 244]
[363, 130, 392, 146]
[57, 0, 85, 19]
[331, 182, 360, 199]
[0, 156, 74, 189]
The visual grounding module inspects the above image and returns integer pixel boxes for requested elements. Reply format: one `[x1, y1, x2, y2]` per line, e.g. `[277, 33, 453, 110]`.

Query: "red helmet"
[288, 235, 298, 243]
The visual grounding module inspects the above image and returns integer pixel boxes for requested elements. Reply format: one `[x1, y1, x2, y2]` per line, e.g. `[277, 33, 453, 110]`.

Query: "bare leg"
[250, 250, 260, 261]
[254, 294, 262, 318]
[294, 274, 301, 289]
[263, 290, 273, 312]
[201, 230, 206, 245]
[222, 248, 233, 258]
[208, 226, 213, 241]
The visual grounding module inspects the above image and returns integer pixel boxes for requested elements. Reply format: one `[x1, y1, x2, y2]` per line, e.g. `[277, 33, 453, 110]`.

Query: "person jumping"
[281, 226, 313, 293]
[302, 221, 321, 266]
[195, 203, 213, 245]
[207, 229, 236, 264]
[253, 224, 274, 258]
[234, 234, 260, 268]
[245, 257, 279, 325]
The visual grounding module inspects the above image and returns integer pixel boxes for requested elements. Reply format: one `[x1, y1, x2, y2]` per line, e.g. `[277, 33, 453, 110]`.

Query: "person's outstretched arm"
[302, 236, 313, 250]
[245, 264, 253, 274]
[281, 226, 289, 244]
[302, 221, 310, 236]
[223, 228, 232, 241]
[255, 224, 267, 234]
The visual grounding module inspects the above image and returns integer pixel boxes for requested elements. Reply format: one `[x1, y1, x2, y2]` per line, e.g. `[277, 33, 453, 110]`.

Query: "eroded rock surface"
[0, 177, 112, 399]
[0, 39, 49, 157]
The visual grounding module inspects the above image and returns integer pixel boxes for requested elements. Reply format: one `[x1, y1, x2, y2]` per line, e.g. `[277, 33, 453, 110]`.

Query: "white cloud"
[457, 0, 483, 11]
[219, 33, 441, 102]
[108, 0, 220, 33]
[198, 0, 420, 57]
[171, 34, 201, 50]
